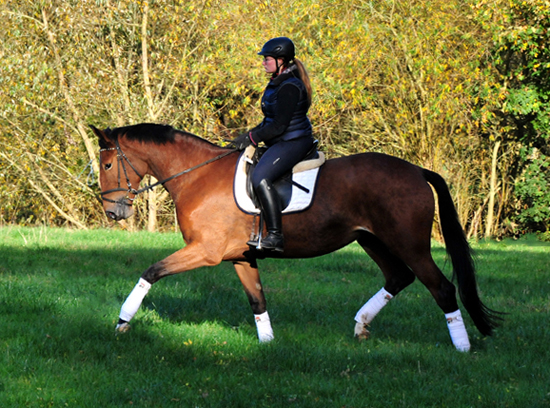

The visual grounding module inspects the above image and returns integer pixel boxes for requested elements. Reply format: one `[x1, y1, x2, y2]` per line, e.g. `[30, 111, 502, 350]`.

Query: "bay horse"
[91, 123, 501, 352]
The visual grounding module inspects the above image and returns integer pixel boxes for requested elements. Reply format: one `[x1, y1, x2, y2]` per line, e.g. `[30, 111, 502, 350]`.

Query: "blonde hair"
[293, 58, 312, 107]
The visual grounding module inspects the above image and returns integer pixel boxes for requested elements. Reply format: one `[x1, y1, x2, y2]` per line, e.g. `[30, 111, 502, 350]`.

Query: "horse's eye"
[104, 163, 113, 171]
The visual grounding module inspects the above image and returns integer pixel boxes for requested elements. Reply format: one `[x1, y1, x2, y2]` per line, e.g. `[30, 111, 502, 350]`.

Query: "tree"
[473, 0, 550, 234]
[1, 0, 547, 237]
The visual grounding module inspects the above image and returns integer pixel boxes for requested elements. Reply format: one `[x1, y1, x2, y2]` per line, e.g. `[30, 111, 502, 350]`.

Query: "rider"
[232, 36, 315, 252]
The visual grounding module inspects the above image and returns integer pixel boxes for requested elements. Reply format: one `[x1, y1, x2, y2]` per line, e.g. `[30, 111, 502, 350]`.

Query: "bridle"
[99, 138, 237, 206]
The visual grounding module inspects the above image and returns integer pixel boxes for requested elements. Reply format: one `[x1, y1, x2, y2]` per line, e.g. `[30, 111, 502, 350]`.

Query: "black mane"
[109, 123, 177, 145]
[101, 123, 226, 150]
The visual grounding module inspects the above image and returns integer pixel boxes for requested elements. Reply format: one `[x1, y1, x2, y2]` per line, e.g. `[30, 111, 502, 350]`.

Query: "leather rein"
[99, 138, 237, 206]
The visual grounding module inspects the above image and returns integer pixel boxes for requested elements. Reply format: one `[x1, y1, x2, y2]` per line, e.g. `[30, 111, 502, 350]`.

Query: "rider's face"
[262, 56, 283, 74]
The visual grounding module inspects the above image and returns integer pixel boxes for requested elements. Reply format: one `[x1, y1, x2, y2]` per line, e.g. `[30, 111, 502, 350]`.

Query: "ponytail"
[293, 58, 312, 107]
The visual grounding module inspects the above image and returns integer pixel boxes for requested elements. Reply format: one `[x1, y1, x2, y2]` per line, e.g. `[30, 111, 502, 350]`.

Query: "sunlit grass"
[1, 227, 549, 407]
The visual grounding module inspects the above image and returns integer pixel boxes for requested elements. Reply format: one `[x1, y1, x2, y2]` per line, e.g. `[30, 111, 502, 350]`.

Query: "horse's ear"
[89, 124, 105, 140]
[90, 125, 114, 150]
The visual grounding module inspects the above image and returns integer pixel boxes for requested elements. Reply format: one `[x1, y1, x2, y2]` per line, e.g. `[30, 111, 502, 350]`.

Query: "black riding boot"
[250, 179, 284, 252]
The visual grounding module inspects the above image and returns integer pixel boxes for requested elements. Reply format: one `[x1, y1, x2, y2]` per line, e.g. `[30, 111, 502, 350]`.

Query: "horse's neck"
[145, 136, 206, 172]
[147, 138, 230, 191]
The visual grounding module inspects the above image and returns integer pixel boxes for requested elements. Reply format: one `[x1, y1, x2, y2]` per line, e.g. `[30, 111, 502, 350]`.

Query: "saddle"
[233, 143, 325, 215]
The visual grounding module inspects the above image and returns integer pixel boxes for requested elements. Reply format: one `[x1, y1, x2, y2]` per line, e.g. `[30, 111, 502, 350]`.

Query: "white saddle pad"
[233, 147, 323, 215]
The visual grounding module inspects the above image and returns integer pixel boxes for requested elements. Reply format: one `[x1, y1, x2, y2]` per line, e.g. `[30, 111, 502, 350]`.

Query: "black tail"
[423, 169, 503, 336]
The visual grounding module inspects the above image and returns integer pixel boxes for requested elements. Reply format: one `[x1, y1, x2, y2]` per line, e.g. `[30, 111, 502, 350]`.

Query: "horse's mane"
[107, 123, 177, 145]
[102, 123, 224, 151]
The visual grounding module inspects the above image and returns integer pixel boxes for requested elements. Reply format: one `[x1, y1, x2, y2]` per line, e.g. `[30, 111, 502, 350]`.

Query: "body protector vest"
[259, 70, 312, 145]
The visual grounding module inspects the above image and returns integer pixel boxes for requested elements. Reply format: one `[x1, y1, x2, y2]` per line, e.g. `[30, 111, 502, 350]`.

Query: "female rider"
[232, 37, 315, 253]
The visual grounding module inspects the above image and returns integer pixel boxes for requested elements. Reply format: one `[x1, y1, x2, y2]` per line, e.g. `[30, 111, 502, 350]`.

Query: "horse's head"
[91, 125, 145, 221]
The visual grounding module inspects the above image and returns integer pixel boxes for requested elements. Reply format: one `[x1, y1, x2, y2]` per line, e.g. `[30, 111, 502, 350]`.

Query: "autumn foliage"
[0, 0, 547, 237]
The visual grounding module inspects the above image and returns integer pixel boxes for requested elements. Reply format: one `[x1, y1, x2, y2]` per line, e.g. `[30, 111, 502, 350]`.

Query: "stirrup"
[247, 236, 260, 247]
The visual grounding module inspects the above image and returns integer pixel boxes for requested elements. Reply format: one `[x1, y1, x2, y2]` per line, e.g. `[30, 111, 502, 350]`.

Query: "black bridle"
[99, 138, 237, 206]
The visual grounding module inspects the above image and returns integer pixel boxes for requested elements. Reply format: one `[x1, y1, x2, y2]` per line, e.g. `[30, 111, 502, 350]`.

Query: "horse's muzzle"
[105, 202, 134, 221]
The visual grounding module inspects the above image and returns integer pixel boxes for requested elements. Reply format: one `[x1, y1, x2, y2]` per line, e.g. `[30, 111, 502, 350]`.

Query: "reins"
[135, 149, 237, 194]
[99, 138, 237, 205]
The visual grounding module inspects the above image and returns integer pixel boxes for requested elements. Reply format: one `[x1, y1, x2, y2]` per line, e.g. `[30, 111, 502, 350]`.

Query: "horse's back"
[318, 152, 431, 203]
[281, 152, 436, 257]
[325, 151, 423, 177]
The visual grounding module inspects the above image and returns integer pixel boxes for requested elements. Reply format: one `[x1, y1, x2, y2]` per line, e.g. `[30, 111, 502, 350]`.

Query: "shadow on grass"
[2, 283, 548, 407]
[2, 233, 550, 406]
[2, 237, 548, 346]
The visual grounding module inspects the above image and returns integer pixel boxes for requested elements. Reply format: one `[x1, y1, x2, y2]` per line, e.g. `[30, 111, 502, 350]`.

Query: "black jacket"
[251, 64, 312, 145]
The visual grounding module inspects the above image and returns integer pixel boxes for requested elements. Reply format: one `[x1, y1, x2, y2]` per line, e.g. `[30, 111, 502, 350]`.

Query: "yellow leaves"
[0, 0, 515, 198]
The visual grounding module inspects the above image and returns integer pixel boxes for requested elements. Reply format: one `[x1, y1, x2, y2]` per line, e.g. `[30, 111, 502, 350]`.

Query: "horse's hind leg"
[357, 232, 471, 351]
[233, 260, 273, 342]
[354, 232, 416, 339]
[409, 256, 471, 351]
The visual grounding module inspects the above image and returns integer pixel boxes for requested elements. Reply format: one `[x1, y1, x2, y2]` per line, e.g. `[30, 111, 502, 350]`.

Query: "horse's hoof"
[116, 322, 131, 333]
[258, 334, 274, 343]
[454, 342, 471, 352]
[354, 322, 370, 341]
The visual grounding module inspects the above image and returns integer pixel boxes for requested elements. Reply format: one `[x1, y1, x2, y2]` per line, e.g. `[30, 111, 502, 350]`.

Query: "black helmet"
[258, 37, 295, 62]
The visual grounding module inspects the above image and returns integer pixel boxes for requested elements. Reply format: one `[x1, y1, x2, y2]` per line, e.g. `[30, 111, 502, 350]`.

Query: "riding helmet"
[258, 37, 295, 62]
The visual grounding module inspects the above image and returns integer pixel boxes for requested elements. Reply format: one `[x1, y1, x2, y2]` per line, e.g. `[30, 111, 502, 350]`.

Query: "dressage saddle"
[244, 140, 320, 209]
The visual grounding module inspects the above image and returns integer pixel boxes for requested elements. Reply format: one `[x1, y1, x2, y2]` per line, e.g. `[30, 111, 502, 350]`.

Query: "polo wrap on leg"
[119, 278, 152, 323]
[445, 309, 471, 352]
[355, 287, 393, 325]
[254, 311, 274, 343]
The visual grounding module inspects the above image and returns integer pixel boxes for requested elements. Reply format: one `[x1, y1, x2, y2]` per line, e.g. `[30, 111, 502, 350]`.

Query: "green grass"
[0, 226, 549, 407]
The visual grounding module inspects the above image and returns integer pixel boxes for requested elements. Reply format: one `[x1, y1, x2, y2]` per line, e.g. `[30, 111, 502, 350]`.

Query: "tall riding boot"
[253, 179, 284, 252]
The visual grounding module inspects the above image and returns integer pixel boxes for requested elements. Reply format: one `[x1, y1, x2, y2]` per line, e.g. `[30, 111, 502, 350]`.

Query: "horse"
[90, 123, 501, 352]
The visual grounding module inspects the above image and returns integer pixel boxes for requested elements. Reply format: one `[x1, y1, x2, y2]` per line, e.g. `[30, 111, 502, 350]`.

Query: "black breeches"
[251, 137, 315, 189]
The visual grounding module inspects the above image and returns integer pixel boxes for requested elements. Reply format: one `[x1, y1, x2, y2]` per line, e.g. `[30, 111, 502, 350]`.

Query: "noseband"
[99, 139, 236, 206]
[99, 139, 142, 206]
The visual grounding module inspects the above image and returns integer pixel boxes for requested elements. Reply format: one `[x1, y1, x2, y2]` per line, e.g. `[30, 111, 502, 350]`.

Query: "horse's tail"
[423, 168, 502, 336]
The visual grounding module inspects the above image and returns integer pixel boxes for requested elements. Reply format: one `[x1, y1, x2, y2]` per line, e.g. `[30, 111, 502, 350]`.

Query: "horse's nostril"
[106, 211, 118, 220]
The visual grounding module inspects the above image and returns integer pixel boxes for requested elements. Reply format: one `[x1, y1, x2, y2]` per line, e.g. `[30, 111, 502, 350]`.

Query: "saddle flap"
[233, 147, 322, 215]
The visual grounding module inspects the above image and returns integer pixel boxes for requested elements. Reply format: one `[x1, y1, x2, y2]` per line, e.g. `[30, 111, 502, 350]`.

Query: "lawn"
[0, 226, 549, 407]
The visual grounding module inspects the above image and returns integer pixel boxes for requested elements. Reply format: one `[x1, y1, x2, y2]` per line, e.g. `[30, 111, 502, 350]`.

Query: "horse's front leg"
[233, 260, 273, 343]
[116, 242, 223, 332]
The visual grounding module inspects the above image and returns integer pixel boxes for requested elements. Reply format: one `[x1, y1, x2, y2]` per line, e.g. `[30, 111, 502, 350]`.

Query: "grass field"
[0, 226, 549, 407]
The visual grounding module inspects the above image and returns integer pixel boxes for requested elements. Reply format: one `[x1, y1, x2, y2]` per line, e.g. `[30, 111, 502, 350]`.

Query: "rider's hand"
[231, 132, 256, 150]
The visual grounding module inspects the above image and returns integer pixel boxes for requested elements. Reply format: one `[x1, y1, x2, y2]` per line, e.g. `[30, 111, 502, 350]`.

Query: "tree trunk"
[147, 177, 158, 232]
[485, 140, 501, 238]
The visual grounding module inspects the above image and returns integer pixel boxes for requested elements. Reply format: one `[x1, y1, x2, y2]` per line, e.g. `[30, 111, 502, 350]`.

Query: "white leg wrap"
[254, 311, 274, 343]
[119, 278, 152, 323]
[355, 287, 393, 325]
[445, 309, 471, 352]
